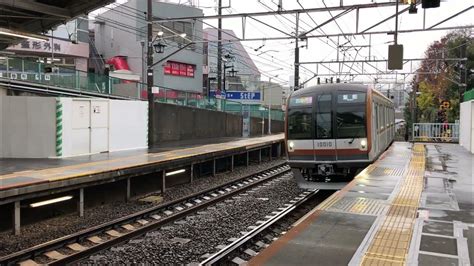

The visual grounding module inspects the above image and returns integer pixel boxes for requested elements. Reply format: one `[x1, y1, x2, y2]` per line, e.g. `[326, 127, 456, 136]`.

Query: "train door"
[313, 93, 336, 161]
[374, 103, 379, 155]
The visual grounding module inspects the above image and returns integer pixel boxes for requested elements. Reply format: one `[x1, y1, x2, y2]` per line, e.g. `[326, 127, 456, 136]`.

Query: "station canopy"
[0, 0, 114, 49]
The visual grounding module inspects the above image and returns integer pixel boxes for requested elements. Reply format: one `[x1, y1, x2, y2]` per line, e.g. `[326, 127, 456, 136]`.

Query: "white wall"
[109, 100, 147, 152]
[459, 100, 474, 154]
[0, 97, 147, 158]
[61, 98, 147, 157]
[1, 96, 56, 158]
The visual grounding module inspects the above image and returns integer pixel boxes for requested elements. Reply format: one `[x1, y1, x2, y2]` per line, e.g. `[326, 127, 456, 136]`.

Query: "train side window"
[315, 94, 332, 139]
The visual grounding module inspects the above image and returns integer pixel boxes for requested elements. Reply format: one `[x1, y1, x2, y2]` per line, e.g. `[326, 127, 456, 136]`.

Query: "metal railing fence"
[412, 123, 459, 142]
[0, 56, 284, 121]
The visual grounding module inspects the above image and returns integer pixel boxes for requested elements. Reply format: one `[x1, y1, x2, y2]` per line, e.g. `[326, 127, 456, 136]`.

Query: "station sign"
[210, 90, 261, 101]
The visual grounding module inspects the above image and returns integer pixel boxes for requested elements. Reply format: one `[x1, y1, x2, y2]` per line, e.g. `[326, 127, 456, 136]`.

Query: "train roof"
[291, 84, 368, 97]
[290, 83, 393, 104]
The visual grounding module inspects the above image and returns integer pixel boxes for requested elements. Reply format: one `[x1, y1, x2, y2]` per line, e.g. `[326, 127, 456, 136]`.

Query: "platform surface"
[250, 142, 473, 266]
[0, 134, 283, 197]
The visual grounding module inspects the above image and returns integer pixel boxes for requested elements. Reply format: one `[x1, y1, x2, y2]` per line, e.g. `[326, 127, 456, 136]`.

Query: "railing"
[0, 56, 145, 99]
[412, 123, 459, 143]
[0, 56, 285, 121]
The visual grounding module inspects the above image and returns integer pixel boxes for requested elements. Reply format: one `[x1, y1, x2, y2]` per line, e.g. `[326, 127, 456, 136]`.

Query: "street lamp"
[267, 74, 279, 135]
[153, 42, 166, 53]
[146, 30, 193, 148]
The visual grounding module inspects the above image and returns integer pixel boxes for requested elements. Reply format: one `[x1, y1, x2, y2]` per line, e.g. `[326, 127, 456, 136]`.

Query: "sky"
[92, 0, 473, 90]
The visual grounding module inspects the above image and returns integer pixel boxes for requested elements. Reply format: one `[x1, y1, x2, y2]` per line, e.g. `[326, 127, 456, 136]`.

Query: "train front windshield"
[288, 96, 313, 139]
[336, 92, 367, 139]
[288, 91, 367, 140]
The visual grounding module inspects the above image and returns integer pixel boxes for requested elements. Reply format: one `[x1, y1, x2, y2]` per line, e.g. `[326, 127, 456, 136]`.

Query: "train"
[285, 84, 395, 189]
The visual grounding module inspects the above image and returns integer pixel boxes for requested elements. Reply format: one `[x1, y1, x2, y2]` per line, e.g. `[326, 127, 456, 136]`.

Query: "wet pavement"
[249, 142, 473, 266]
[0, 136, 263, 176]
[0, 134, 283, 195]
[413, 143, 473, 266]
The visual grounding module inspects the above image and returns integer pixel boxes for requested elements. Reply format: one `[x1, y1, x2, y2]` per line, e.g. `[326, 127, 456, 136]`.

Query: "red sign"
[164, 61, 195, 78]
[164, 63, 171, 74]
[187, 65, 194, 77]
[179, 64, 186, 76]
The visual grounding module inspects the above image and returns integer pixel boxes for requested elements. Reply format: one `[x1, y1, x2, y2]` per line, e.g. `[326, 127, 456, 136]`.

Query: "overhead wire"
[93, 12, 290, 84]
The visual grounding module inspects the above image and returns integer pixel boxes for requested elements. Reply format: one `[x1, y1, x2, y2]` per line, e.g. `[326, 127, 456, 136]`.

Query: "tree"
[404, 29, 473, 125]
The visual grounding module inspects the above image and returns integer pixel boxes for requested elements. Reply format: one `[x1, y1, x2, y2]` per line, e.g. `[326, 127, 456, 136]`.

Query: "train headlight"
[360, 139, 367, 149]
[288, 141, 295, 151]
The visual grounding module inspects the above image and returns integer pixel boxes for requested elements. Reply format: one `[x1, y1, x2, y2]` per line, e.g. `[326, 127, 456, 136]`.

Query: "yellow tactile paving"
[361, 144, 425, 266]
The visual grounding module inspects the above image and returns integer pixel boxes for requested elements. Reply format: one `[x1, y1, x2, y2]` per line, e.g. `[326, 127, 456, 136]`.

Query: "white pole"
[268, 77, 272, 135]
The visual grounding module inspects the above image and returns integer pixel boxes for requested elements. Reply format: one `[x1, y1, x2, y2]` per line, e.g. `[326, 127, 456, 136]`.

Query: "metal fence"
[412, 123, 459, 142]
[0, 56, 285, 121]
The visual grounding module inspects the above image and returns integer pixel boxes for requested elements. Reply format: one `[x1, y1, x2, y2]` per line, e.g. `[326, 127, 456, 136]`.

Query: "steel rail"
[200, 188, 320, 265]
[0, 162, 290, 266]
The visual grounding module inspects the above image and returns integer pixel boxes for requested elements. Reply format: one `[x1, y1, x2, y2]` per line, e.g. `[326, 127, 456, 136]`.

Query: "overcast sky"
[93, 0, 473, 89]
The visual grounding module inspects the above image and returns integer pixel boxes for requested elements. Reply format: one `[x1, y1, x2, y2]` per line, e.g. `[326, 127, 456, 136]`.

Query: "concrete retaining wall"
[250, 117, 284, 137]
[153, 102, 243, 142]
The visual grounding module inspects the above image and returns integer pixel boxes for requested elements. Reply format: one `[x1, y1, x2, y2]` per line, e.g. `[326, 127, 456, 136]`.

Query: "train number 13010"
[316, 141, 333, 148]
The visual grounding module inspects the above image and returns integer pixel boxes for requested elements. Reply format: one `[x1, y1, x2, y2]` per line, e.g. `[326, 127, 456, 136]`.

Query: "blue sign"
[210, 91, 261, 100]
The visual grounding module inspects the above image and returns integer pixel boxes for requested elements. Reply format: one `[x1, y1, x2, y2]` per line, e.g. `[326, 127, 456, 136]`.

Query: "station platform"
[0, 134, 284, 204]
[250, 142, 473, 266]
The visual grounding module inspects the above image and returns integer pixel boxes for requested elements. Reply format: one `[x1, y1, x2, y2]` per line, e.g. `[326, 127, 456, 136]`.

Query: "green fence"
[464, 89, 474, 102]
[0, 56, 284, 121]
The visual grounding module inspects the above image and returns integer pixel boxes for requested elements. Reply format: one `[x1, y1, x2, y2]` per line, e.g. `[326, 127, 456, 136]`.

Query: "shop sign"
[7, 38, 89, 58]
[164, 61, 195, 78]
[18, 40, 61, 52]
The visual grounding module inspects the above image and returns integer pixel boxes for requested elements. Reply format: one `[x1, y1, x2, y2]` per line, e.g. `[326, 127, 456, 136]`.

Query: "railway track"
[0, 163, 290, 266]
[200, 188, 327, 265]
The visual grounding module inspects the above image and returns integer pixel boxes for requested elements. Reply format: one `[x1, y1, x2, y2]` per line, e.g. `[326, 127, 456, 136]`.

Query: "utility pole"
[147, 0, 154, 148]
[268, 77, 272, 135]
[217, 0, 223, 96]
[294, 13, 300, 91]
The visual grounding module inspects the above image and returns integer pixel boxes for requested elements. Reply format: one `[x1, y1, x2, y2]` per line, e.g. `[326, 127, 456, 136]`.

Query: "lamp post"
[147, 0, 153, 149]
[267, 74, 279, 135]
[145, 2, 191, 148]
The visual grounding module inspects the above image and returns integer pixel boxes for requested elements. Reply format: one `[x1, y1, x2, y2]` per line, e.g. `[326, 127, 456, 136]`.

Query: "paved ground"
[250, 142, 473, 266]
[0, 136, 270, 175]
[0, 134, 283, 193]
[412, 143, 473, 266]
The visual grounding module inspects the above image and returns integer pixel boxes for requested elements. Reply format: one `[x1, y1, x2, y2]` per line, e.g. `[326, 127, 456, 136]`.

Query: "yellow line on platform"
[361, 144, 425, 266]
[0, 136, 283, 186]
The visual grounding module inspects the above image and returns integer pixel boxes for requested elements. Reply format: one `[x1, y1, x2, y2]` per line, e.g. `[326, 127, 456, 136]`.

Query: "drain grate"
[325, 197, 388, 216]
[369, 167, 405, 177]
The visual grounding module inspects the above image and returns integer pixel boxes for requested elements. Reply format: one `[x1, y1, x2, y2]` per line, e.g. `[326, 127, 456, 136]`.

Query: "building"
[93, 0, 203, 94]
[3, 17, 90, 84]
[204, 28, 261, 95]
[261, 80, 284, 109]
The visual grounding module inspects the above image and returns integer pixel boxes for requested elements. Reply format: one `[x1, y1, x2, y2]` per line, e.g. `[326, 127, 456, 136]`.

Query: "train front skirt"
[292, 168, 349, 190]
